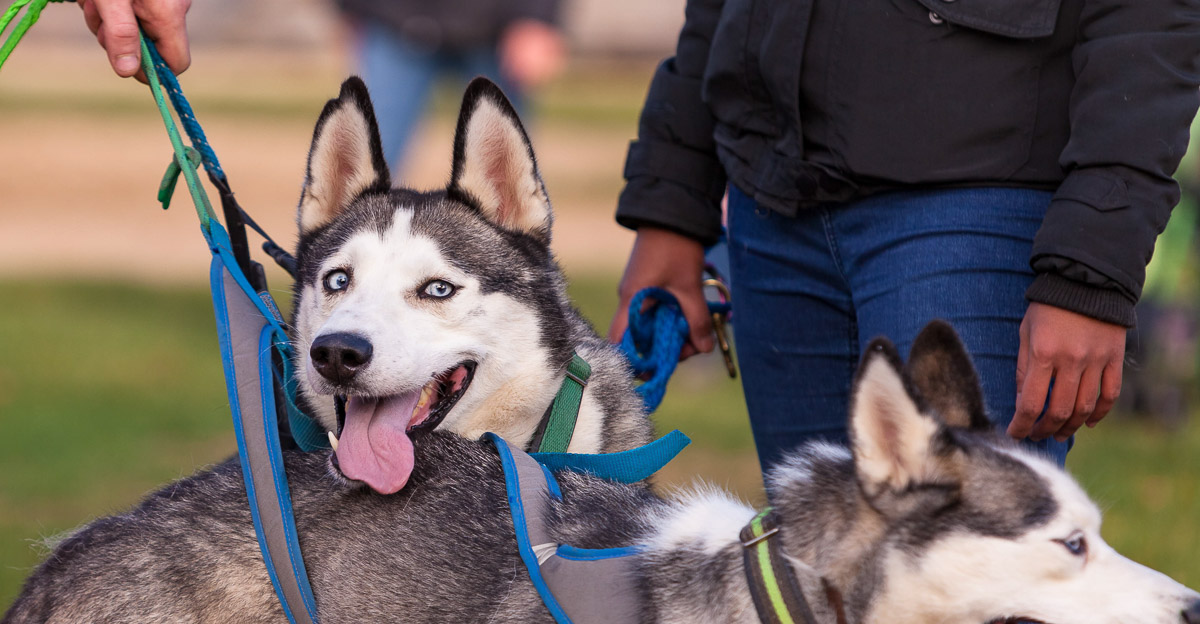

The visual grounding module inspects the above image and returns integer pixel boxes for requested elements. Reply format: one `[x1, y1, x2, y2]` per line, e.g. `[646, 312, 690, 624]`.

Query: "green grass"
[1065, 418, 1200, 587]
[1, 277, 1198, 610]
[0, 281, 234, 606]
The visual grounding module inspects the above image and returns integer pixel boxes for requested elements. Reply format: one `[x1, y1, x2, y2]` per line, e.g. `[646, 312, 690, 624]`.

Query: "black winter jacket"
[616, 0, 1200, 326]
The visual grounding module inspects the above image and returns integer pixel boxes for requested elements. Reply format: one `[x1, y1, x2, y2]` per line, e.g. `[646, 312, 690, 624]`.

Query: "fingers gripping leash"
[619, 273, 735, 413]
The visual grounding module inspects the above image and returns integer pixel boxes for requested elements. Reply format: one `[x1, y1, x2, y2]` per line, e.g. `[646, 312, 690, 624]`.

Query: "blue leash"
[620, 288, 732, 412]
[144, 40, 224, 180]
[146, 37, 319, 451]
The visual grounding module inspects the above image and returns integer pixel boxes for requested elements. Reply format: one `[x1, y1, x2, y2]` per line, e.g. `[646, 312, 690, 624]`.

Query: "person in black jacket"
[608, 0, 1200, 469]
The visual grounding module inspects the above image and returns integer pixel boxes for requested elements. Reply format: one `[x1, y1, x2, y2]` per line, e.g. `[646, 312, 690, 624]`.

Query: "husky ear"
[905, 320, 991, 431]
[298, 77, 391, 235]
[448, 77, 552, 244]
[850, 338, 947, 500]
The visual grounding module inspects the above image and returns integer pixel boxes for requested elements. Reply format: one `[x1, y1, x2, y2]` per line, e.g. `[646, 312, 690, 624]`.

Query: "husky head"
[290, 77, 575, 494]
[770, 321, 1200, 624]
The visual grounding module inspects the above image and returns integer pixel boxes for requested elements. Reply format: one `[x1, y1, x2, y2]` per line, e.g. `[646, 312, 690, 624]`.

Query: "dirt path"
[0, 44, 635, 285]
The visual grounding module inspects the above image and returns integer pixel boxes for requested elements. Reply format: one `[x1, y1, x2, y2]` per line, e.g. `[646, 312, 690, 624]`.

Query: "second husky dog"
[6, 321, 1198, 623]
[290, 77, 651, 493]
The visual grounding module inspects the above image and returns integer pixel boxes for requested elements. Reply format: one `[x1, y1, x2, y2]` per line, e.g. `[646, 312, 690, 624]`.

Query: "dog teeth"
[327, 431, 339, 452]
[414, 383, 434, 414]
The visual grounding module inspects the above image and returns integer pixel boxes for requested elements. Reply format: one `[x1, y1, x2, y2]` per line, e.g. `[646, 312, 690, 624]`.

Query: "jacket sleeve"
[1027, 0, 1200, 327]
[614, 0, 728, 246]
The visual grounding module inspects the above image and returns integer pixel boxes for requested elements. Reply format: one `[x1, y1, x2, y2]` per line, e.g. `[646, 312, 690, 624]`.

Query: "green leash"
[138, 34, 217, 231]
[0, 0, 68, 72]
[0, 0, 224, 230]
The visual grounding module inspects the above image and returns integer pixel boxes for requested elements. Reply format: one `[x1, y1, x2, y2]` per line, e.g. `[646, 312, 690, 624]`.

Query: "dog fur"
[7, 321, 1197, 623]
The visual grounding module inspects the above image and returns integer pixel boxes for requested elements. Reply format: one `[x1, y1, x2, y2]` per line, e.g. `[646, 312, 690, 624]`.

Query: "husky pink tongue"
[337, 392, 423, 494]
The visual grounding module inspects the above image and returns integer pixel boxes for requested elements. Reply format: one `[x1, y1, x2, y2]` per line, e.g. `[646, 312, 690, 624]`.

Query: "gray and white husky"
[289, 77, 651, 494]
[6, 321, 1198, 623]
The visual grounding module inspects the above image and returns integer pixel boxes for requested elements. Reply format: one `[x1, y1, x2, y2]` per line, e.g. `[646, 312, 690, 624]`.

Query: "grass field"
[0, 277, 1198, 610]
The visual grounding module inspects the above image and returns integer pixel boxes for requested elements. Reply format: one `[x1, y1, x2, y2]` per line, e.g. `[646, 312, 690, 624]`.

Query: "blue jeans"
[726, 186, 1071, 471]
[355, 22, 526, 171]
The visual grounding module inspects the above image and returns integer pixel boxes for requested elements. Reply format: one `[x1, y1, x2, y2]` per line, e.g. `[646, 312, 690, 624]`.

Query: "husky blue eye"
[422, 280, 456, 299]
[1059, 533, 1087, 557]
[324, 270, 350, 292]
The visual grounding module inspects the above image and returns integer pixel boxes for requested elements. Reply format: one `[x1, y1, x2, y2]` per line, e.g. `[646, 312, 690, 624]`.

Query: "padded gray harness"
[488, 432, 845, 624]
[486, 432, 690, 624]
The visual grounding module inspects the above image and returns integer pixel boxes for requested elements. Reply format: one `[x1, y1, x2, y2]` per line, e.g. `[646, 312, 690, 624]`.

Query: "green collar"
[530, 352, 591, 453]
[740, 508, 846, 624]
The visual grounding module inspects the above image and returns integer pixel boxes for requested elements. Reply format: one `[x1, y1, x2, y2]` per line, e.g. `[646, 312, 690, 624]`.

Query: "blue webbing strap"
[256, 327, 321, 620]
[530, 429, 690, 484]
[279, 344, 331, 452]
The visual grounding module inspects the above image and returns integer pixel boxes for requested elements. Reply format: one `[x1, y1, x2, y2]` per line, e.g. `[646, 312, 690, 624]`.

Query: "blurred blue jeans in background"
[356, 21, 525, 171]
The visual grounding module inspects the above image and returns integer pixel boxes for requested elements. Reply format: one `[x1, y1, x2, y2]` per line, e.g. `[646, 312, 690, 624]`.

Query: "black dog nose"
[1183, 599, 1200, 623]
[310, 332, 373, 384]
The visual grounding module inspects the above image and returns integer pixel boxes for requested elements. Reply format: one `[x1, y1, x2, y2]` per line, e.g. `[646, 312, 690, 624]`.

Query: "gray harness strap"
[215, 262, 319, 624]
[498, 439, 644, 624]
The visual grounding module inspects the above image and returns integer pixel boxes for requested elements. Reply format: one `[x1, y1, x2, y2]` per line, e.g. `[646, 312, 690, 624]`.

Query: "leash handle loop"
[619, 287, 733, 412]
[619, 287, 688, 412]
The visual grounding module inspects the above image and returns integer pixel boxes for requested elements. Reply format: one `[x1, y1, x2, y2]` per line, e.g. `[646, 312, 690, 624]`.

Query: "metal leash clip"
[702, 270, 737, 379]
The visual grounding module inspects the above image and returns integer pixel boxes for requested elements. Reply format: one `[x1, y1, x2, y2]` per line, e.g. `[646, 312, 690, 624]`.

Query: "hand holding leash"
[608, 226, 714, 358]
[78, 0, 190, 80]
[618, 285, 735, 412]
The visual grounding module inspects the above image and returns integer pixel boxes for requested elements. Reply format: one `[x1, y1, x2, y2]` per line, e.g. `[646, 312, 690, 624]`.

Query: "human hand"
[499, 19, 565, 90]
[607, 226, 714, 361]
[78, 0, 191, 81]
[1009, 302, 1126, 442]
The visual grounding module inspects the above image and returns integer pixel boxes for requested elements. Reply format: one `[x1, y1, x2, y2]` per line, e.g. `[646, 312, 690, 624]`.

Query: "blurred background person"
[335, 0, 567, 172]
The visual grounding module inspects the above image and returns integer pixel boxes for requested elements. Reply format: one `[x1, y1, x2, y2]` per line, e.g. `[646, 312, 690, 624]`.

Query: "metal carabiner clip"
[702, 276, 737, 379]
